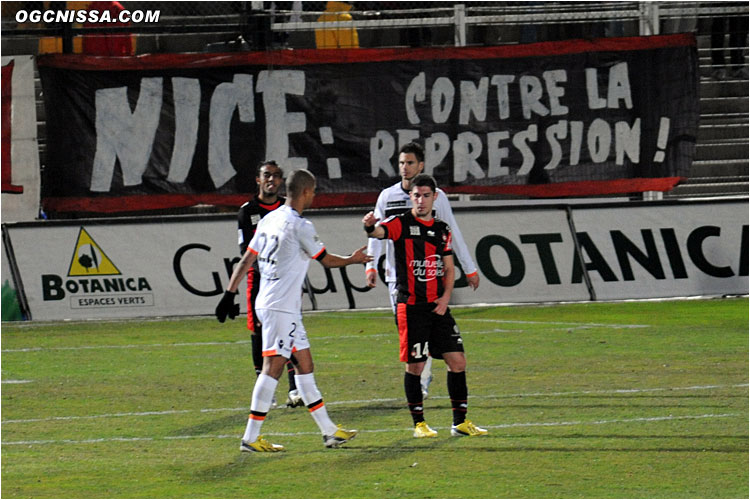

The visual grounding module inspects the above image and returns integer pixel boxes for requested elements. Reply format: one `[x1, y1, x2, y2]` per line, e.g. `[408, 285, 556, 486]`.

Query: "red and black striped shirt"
[238, 196, 284, 331]
[380, 211, 453, 305]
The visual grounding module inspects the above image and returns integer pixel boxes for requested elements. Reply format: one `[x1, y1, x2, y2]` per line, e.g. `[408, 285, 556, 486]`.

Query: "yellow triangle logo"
[67, 227, 121, 277]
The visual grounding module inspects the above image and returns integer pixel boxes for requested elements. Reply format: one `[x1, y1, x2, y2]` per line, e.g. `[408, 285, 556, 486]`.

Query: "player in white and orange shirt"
[216, 169, 372, 452]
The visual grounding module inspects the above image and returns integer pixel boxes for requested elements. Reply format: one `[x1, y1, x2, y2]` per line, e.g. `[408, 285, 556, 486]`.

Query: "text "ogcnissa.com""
[15, 9, 160, 24]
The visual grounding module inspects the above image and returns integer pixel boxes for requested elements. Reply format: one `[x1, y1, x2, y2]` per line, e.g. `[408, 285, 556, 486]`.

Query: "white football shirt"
[247, 205, 326, 313]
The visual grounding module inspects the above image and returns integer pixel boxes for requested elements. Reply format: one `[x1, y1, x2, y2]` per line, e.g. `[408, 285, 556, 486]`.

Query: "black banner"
[38, 34, 698, 214]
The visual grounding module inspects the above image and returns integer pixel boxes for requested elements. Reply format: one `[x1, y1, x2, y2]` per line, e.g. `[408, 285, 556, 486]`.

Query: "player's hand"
[365, 270, 378, 288]
[362, 211, 379, 227]
[350, 245, 374, 265]
[215, 291, 240, 323]
[467, 273, 480, 290]
[433, 295, 449, 316]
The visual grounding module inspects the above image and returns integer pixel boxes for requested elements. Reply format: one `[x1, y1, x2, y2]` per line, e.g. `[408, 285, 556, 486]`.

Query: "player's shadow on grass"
[167, 413, 246, 437]
[350, 438, 748, 454]
[321, 437, 447, 466]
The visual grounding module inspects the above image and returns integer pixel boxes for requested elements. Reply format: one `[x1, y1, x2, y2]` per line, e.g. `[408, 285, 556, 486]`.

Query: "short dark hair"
[286, 169, 316, 197]
[256, 160, 281, 177]
[411, 173, 437, 193]
[399, 142, 424, 163]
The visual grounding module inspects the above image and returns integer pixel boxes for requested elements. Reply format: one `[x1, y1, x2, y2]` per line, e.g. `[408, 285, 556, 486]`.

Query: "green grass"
[2, 298, 748, 498]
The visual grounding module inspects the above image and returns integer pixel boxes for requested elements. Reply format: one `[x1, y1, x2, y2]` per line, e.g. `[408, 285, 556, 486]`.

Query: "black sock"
[251, 333, 263, 376]
[286, 359, 296, 390]
[447, 371, 468, 426]
[404, 372, 425, 425]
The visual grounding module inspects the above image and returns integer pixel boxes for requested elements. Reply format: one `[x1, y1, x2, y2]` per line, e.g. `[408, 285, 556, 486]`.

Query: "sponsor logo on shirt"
[411, 254, 445, 282]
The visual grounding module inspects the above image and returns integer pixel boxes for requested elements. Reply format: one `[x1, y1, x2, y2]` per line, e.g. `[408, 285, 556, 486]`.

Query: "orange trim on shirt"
[312, 247, 326, 260]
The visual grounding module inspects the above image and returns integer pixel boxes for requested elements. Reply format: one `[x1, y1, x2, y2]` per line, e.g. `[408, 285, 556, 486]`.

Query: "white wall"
[1, 56, 41, 223]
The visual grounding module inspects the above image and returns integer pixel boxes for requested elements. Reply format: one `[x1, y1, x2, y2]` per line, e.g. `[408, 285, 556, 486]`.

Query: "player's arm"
[319, 247, 373, 268]
[434, 192, 480, 290]
[227, 247, 258, 293]
[365, 239, 382, 288]
[301, 219, 372, 269]
[433, 254, 455, 316]
[365, 193, 387, 287]
[362, 211, 387, 239]
[216, 247, 258, 322]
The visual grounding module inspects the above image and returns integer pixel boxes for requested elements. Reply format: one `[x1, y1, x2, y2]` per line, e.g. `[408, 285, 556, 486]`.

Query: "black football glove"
[215, 291, 240, 323]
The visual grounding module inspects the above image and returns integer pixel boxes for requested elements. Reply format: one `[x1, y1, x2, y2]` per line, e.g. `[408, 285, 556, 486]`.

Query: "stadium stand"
[1, 1, 747, 211]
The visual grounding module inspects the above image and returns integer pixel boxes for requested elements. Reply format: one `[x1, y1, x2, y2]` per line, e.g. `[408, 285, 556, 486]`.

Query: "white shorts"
[256, 308, 310, 359]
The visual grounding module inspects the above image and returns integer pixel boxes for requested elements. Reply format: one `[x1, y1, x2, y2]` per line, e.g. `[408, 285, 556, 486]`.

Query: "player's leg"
[248, 274, 278, 409]
[389, 281, 433, 398]
[240, 354, 287, 452]
[421, 356, 434, 398]
[397, 303, 438, 438]
[436, 313, 487, 437]
[292, 347, 357, 448]
[240, 308, 289, 452]
[285, 355, 302, 407]
[247, 272, 264, 377]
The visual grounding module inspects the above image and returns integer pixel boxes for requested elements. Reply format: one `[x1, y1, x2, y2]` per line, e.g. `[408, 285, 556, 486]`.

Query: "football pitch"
[1, 298, 748, 498]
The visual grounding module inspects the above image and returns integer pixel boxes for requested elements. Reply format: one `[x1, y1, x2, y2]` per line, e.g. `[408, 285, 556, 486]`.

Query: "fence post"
[640, 2, 663, 201]
[454, 3, 466, 47]
[639, 1, 660, 36]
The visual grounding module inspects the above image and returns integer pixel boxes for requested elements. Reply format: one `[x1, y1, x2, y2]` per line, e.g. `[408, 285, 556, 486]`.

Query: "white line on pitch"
[3, 383, 746, 425]
[0, 334, 392, 353]
[325, 313, 650, 329]
[0, 320, 642, 353]
[458, 318, 650, 329]
[0, 413, 741, 447]
[1, 380, 33, 384]
[1, 333, 402, 353]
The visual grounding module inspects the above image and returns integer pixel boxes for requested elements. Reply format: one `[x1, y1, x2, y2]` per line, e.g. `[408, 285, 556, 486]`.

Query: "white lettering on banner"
[91, 78, 163, 191]
[209, 74, 255, 188]
[85, 60, 664, 191]
[378, 62, 654, 182]
[167, 78, 201, 183]
[256, 70, 307, 171]
[91, 70, 306, 192]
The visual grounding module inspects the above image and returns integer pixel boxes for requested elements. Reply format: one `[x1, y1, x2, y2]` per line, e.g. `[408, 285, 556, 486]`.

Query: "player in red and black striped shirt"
[363, 174, 488, 438]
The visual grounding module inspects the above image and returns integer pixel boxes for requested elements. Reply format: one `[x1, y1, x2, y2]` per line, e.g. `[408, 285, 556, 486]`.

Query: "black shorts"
[396, 302, 464, 363]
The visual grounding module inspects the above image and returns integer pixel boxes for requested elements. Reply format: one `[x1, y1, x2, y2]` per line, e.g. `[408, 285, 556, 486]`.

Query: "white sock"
[295, 373, 338, 436]
[242, 373, 278, 443]
[421, 357, 433, 385]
